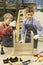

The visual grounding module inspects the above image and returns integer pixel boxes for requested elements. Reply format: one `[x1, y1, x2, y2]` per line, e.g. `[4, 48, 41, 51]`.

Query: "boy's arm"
[35, 20, 43, 35]
[33, 20, 43, 40]
[21, 21, 26, 40]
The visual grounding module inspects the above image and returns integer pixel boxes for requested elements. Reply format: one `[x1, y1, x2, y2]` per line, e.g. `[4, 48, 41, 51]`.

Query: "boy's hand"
[9, 21, 16, 27]
[19, 39, 24, 43]
[34, 34, 39, 40]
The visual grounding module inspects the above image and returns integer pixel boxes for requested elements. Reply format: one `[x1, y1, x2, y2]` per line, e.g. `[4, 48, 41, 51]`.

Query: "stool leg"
[33, 48, 38, 55]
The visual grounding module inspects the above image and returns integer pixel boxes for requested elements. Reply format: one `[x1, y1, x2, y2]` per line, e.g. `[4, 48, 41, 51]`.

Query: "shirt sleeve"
[35, 20, 43, 35]
[21, 20, 26, 40]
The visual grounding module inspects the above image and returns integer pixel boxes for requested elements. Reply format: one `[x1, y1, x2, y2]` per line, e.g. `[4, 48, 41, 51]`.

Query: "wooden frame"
[13, 9, 34, 56]
[13, 31, 34, 56]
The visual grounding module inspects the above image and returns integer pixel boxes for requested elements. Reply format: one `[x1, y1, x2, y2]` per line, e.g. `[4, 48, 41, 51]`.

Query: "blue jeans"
[2, 35, 13, 47]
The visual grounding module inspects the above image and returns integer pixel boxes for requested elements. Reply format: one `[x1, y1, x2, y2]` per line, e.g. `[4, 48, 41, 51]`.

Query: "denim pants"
[1, 35, 13, 47]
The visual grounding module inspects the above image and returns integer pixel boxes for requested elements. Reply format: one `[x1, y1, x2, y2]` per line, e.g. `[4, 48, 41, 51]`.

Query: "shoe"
[1, 48, 5, 55]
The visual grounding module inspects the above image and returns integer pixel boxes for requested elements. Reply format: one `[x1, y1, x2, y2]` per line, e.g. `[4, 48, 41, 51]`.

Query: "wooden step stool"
[13, 9, 34, 56]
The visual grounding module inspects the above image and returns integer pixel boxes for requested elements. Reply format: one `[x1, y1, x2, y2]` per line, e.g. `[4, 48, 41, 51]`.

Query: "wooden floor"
[0, 41, 43, 65]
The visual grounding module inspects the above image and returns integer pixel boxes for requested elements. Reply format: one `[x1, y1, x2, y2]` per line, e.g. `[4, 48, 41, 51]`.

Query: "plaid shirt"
[0, 23, 12, 38]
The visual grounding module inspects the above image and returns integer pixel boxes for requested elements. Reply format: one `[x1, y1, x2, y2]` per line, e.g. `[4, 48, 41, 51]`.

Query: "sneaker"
[1, 48, 5, 55]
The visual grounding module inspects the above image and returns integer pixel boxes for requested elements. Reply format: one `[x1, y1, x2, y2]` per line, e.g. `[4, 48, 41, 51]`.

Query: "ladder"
[16, 9, 26, 42]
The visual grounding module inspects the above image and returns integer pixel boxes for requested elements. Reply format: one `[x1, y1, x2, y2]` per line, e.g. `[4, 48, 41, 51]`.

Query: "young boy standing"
[20, 8, 43, 55]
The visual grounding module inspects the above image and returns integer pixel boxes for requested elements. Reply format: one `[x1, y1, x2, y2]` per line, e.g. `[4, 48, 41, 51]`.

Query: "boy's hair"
[26, 7, 34, 13]
[4, 13, 13, 19]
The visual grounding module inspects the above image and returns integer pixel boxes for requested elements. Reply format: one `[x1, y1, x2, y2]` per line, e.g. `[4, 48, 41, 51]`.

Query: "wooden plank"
[15, 45, 33, 51]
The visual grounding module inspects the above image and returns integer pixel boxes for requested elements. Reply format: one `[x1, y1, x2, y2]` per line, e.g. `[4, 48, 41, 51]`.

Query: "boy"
[20, 8, 43, 55]
[0, 13, 14, 54]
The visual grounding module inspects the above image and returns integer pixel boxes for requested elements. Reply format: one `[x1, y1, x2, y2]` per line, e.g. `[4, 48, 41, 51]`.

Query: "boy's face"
[26, 12, 34, 20]
[4, 18, 12, 25]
